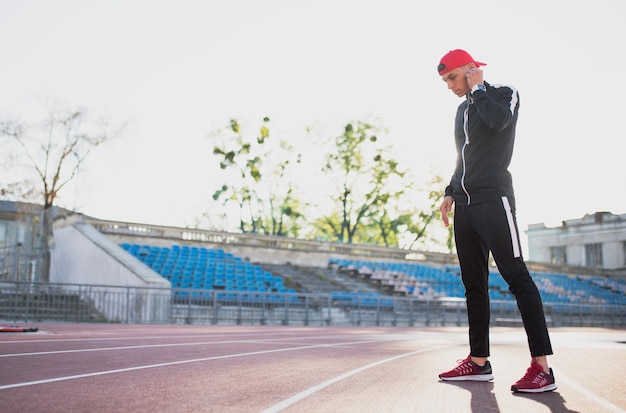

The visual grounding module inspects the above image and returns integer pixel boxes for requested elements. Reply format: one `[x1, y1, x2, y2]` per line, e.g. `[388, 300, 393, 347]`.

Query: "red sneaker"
[511, 361, 557, 393]
[439, 355, 494, 381]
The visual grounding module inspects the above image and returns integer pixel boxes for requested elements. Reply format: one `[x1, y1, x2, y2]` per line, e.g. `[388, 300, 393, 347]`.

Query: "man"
[436, 49, 557, 393]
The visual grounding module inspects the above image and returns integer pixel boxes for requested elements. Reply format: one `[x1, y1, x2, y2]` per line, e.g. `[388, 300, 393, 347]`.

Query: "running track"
[1, 323, 624, 413]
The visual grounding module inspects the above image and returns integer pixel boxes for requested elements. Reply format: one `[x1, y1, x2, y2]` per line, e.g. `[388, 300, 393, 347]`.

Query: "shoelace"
[520, 363, 544, 383]
[454, 357, 473, 371]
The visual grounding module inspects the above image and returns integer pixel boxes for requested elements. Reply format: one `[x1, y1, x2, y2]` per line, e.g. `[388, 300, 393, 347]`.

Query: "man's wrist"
[471, 84, 486, 93]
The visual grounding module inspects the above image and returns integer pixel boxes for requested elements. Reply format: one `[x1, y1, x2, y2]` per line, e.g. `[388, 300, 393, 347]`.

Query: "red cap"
[437, 49, 487, 75]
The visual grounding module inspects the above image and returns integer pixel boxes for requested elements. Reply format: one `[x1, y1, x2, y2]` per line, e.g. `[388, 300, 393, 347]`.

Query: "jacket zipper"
[461, 100, 471, 205]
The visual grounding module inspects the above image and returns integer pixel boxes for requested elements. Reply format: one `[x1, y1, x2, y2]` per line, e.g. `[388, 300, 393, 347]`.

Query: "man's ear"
[463, 63, 475, 76]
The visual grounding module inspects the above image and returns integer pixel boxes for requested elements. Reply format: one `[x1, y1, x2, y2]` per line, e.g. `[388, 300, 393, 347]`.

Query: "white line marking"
[552, 366, 626, 413]
[0, 338, 390, 391]
[0, 331, 300, 345]
[260, 345, 450, 413]
[0, 340, 274, 357]
[0, 335, 369, 358]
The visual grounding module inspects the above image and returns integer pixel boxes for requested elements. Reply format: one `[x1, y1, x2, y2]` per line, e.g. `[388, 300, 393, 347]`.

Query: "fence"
[1, 281, 625, 328]
[0, 243, 40, 283]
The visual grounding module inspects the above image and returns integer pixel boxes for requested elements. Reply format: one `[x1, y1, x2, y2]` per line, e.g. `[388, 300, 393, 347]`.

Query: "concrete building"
[0, 200, 44, 282]
[0, 200, 78, 282]
[526, 212, 626, 270]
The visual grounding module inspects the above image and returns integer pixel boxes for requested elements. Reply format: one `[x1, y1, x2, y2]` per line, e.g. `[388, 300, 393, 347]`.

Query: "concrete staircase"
[258, 263, 383, 295]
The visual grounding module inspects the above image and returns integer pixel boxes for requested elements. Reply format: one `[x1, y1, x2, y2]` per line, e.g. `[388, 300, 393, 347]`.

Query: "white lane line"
[261, 345, 451, 413]
[0, 331, 301, 344]
[0, 338, 390, 390]
[552, 366, 626, 413]
[0, 340, 277, 358]
[0, 334, 369, 358]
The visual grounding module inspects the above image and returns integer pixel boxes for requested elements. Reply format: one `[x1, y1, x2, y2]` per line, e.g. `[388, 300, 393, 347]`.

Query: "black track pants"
[454, 196, 553, 358]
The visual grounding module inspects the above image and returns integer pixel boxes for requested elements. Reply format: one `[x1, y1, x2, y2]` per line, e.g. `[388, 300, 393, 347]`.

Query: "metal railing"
[1, 281, 625, 328]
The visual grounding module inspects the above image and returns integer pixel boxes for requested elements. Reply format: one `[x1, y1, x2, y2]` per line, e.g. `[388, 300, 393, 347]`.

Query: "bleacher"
[121, 243, 398, 307]
[120, 243, 297, 304]
[329, 258, 626, 311]
[120, 243, 626, 312]
[330, 291, 395, 308]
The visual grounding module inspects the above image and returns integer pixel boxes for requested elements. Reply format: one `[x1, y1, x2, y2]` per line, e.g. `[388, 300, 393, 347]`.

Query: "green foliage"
[208, 117, 304, 237]
[313, 120, 404, 245]
[208, 116, 451, 252]
[309, 120, 448, 249]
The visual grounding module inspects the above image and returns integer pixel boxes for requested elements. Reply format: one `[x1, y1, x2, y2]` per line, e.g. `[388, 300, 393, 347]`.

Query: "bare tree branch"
[0, 101, 125, 281]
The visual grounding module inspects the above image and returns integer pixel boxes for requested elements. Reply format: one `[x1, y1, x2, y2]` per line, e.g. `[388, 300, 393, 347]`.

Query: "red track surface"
[1, 323, 625, 413]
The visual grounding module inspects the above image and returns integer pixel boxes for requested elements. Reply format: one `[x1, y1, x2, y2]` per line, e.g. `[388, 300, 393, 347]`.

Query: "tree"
[360, 147, 410, 247]
[208, 117, 304, 237]
[0, 102, 123, 281]
[311, 120, 450, 250]
[399, 174, 453, 251]
[312, 120, 405, 244]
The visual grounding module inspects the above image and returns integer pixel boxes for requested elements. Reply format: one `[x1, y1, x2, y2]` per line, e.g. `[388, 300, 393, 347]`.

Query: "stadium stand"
[121, 243, 397, 307]
[120, 243, 626, 312]
[329, 257, 626, 312]
[120, 243, 292, 302]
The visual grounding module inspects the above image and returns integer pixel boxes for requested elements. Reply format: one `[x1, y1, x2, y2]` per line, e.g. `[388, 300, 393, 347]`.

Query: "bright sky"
[1, 0, 624, 252]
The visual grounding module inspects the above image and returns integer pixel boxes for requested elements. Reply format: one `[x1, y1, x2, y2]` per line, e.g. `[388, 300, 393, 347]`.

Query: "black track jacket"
[444, 81, 520, 207]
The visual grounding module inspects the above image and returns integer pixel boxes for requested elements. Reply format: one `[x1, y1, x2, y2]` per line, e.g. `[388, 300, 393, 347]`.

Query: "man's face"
[441, 64, 471, 97]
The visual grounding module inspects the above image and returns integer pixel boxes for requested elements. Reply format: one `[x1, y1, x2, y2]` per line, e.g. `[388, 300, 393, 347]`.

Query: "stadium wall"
[50, 222, 170, 288]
